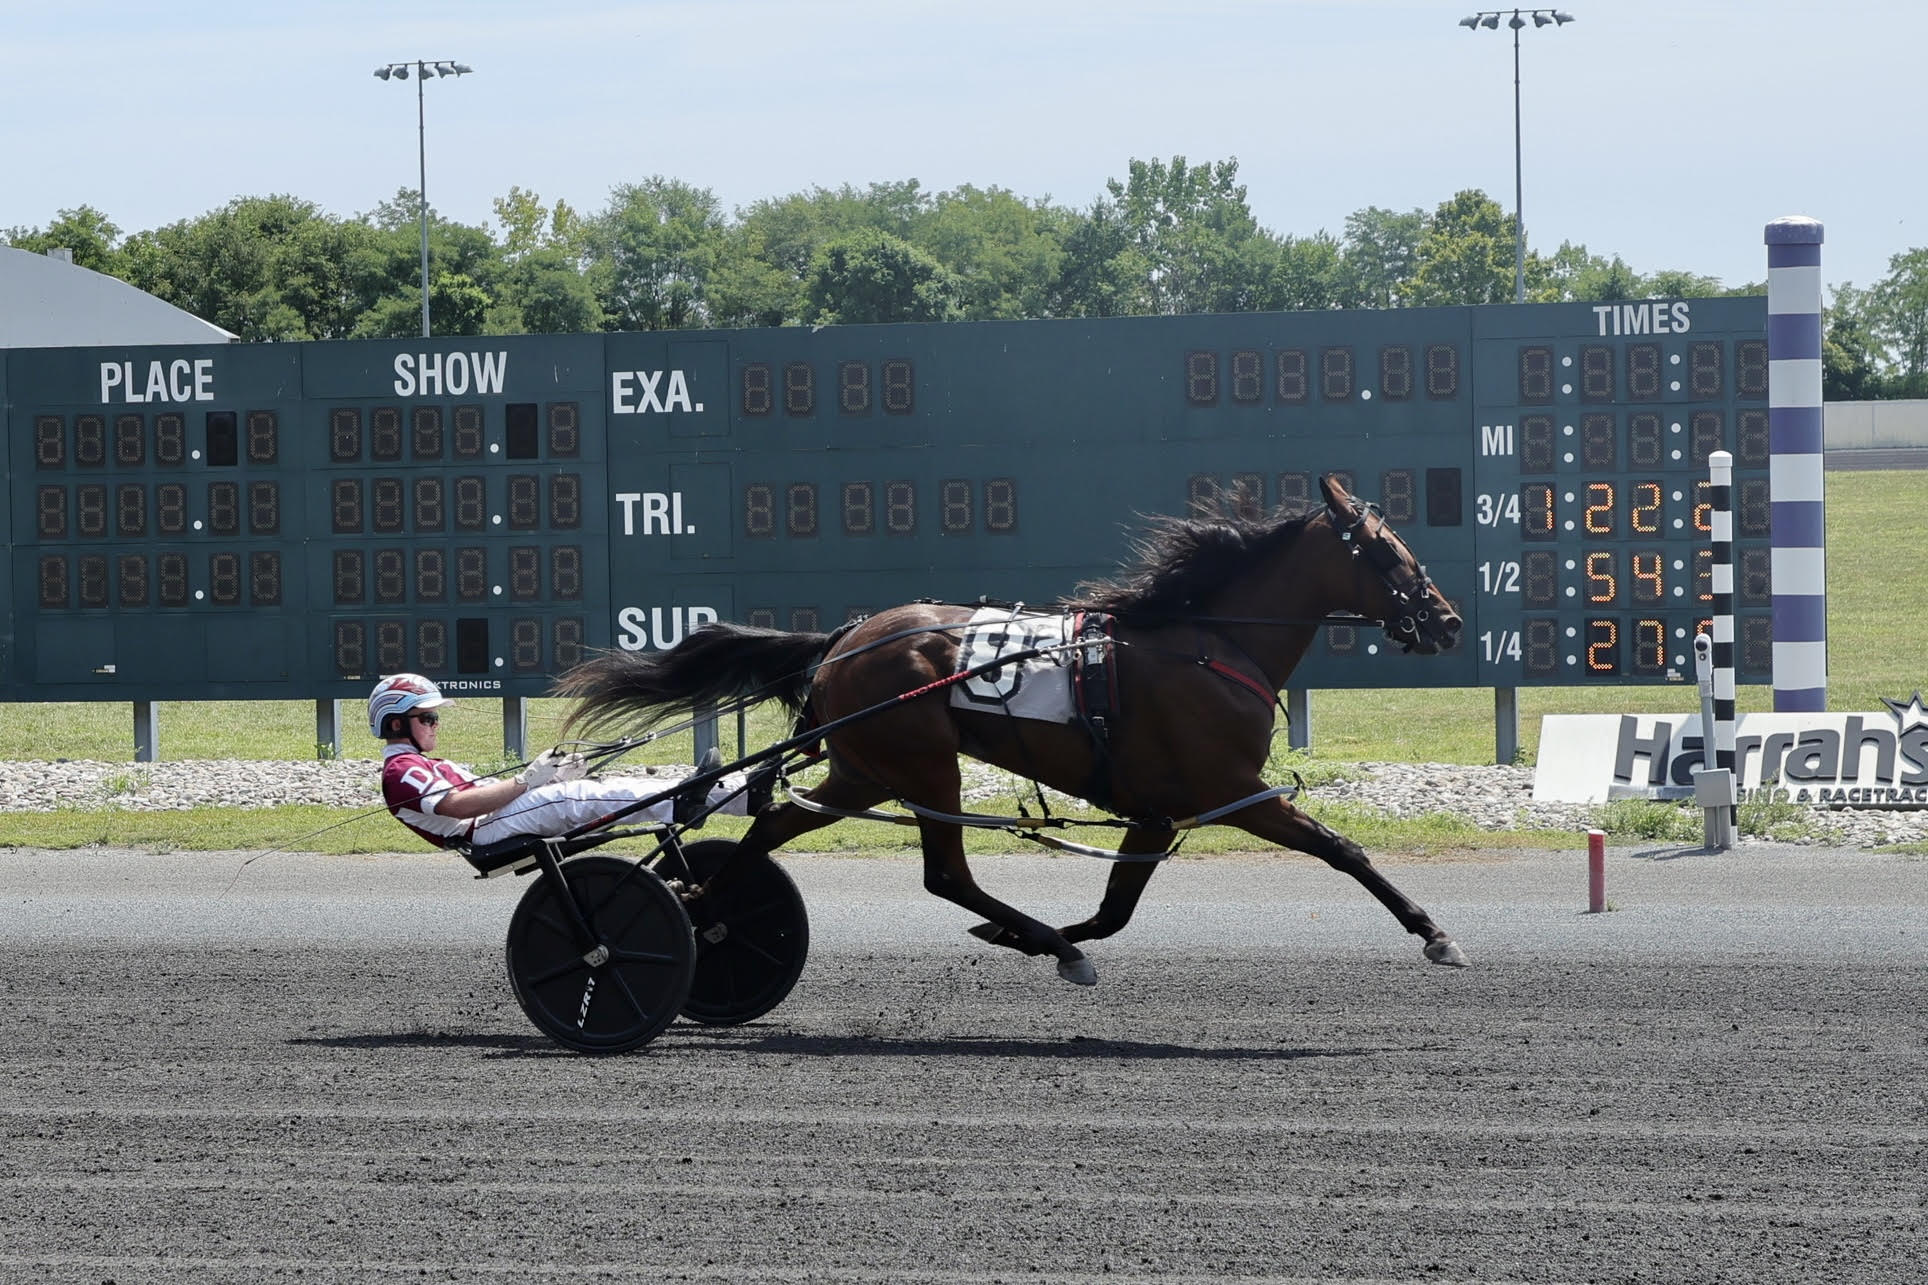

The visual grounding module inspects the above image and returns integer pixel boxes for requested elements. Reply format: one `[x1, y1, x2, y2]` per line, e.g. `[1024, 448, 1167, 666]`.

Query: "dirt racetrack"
[1, 844, 1922, 1283]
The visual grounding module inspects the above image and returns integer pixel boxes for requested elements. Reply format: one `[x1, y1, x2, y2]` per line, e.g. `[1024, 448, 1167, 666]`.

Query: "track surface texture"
[2, 844, 1922, 1284]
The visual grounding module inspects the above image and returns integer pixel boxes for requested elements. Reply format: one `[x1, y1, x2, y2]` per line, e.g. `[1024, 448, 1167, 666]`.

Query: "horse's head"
[1319, 474, 1462, 655]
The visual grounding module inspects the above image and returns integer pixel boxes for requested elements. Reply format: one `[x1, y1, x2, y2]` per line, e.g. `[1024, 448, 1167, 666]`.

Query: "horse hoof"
[1425, 939, 1469, 967]
[967, 922, 1002, 943]
[1057, 956, 1097, 987]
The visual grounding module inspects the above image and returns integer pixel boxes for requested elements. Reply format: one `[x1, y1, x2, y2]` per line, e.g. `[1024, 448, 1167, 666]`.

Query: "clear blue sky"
[2, 0, 1918, 296]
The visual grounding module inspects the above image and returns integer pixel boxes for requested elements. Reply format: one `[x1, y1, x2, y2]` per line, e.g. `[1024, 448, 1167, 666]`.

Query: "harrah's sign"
[1532, 694, 1928, 808]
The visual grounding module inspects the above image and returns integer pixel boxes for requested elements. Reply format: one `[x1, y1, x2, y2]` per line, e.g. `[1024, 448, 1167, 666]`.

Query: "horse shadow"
[290, 1028, 1397, 1062]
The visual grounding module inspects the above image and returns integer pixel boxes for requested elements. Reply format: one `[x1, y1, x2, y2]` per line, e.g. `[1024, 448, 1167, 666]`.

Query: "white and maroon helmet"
[368, 673, 452, 738]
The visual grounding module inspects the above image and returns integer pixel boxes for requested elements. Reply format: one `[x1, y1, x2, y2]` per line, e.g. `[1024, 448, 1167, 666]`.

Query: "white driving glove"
[515, 749, 564, 790]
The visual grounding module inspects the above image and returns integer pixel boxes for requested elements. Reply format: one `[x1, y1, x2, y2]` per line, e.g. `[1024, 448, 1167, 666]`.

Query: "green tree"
[803, 229, 962, 324]
[1823, 286, 1879, 401]
[486, 187, 600, 334]
[1866, 248, 1928, 396]
[1543, 242, 1640, 302]
[1043, 199, 1149, 318]
[1336, 206, 1425, 308]
[1105, 155, 1277, 314]
[343, 189, 503, 338]
[1270, 232, 1348, 312]
[120, 195, 382, 341]
[587, 177, 727, 331]
[3, 205, 126, 275]
[914, 184, 1066, 321]
[1402, 190, 1527, 306]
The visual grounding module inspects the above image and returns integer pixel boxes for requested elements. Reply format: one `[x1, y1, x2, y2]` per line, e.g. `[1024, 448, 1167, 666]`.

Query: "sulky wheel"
[504, 854, 695, 1054]
[674, 839, 810, 1026]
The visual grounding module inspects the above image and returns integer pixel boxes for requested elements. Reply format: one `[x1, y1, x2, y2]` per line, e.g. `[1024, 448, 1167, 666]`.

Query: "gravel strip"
[6, 757, 1924, 849]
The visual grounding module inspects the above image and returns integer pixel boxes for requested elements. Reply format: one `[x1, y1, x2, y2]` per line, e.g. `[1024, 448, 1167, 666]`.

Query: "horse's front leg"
[919, 819, 1096, 986]
[1229, 796, 1468, 967]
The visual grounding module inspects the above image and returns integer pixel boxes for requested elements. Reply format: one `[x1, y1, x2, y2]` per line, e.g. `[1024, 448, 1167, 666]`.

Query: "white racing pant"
[469, 774, 750, 847]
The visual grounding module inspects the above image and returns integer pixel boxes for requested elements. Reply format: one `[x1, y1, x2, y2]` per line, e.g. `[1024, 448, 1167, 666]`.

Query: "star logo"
[1880, 691, 1928, 734]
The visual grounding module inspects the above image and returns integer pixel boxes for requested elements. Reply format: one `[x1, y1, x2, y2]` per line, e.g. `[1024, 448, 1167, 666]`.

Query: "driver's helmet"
[367, 673, 451, 738]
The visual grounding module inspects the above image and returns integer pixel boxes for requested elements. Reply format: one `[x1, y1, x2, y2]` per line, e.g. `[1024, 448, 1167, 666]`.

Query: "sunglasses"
[411, 711, 440, 726]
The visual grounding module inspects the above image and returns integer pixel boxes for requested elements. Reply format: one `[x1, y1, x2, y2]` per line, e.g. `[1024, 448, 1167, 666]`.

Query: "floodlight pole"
[1459, 11, 1575, 304]
[415, 68, 430, 338]
[375, 60, 473, 338]
[1509, 16, 1524, 303]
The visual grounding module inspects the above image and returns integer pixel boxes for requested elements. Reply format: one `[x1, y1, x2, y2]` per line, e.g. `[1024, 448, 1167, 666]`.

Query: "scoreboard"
[2, 296, 1769, 703]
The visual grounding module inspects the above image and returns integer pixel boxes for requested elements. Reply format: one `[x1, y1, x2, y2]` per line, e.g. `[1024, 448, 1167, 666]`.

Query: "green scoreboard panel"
[3, 296, 1767, 703]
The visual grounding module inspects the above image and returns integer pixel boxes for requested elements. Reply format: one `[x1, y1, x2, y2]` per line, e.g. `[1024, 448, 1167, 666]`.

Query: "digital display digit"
[784, 363, 814, 416]
[1380, 347, 1412, 401]
[411, 406, 442, 460]
[882, 360, 915, 415]
[839, 361, 870, 414]
[941, 479, 972, 533]
[1185, 351, 1217, 406]
[36, 416, 64, 468]
[1276, 349, 1308, 402]
[115, 415, 144, 467]
[1320, 347, 1353, 401]
[1231, 349, 1264, 404]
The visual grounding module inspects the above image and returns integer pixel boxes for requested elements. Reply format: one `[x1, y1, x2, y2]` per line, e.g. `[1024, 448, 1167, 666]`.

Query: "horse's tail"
[554, 623, 830, 738]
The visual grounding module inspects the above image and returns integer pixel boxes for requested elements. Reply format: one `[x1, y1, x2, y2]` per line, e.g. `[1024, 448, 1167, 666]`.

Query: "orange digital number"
[1636, 618, 1666, 673]
[1585, 481, 1615, 536]
[1631, 551, 1664, 602]
[1631, 480, 1662, 534]
[1585, 550, 1617, 604]
[1587, 618, 1619, 673]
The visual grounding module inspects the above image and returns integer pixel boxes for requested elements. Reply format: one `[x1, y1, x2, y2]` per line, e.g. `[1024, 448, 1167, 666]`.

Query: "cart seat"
[452, 825, 667, 879]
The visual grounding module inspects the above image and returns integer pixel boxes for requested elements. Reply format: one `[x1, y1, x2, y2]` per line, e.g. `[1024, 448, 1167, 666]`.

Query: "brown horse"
[555, 475, 1466, 986]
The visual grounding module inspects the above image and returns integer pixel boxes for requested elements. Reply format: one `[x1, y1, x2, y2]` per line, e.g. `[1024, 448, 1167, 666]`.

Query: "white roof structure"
[1, 245, 234, 348]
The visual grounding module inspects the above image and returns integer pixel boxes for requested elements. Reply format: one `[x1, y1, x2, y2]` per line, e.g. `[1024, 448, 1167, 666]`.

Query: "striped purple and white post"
[1764, 216, 1827, 712]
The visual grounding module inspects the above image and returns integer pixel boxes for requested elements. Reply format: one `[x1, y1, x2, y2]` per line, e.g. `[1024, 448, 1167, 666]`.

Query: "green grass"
[3, 471, 1920, 854]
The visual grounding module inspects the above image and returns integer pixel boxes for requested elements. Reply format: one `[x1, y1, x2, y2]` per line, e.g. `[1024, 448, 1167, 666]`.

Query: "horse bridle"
[1331, 496, 1447, 648]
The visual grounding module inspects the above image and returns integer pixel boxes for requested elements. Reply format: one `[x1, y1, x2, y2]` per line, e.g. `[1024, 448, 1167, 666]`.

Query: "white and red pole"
[1587, 829, 1607, 913]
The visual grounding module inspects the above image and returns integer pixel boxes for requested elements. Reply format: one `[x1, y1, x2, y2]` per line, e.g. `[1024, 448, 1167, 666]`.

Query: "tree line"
[6, 155, 1922, 400]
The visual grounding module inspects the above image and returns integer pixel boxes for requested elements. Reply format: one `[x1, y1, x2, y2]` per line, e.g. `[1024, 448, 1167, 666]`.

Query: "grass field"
[3, 470, 1921, 853]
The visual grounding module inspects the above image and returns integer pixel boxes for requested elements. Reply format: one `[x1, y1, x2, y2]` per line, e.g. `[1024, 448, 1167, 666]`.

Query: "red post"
[1587, 829, 1607, 913]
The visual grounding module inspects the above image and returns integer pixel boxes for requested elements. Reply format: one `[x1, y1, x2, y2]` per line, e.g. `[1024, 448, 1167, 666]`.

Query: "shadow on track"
[291, 1027, 1404, 1062]
[668, 1030, 1393, 1061]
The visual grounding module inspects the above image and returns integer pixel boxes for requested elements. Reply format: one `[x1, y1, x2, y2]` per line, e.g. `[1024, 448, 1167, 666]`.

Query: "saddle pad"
[948, 607, 1076, 723]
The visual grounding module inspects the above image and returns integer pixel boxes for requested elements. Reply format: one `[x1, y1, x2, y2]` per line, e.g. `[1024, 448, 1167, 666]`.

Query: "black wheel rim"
[677, 839, 810, 1026]
[505, 855, 695, 1053]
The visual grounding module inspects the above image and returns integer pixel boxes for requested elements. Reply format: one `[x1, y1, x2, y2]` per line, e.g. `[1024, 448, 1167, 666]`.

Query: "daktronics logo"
[440, 679, 504, 692]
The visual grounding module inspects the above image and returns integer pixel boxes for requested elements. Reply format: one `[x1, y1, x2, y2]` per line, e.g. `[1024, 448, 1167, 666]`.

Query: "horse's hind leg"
[919, 818, 1097, 987]
[1230, 797, 1468, 967]
[1055, 829, 1172, 944]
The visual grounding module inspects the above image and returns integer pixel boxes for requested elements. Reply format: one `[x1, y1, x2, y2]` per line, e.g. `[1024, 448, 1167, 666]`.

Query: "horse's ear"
[1319, 473, 1352, 516]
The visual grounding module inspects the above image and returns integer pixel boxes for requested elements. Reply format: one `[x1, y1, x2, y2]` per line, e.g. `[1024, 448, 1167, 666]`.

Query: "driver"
[369, 673, 763, 851]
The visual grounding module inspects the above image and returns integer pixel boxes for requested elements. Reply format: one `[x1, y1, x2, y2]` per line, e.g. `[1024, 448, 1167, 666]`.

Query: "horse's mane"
[1068, 502, 1318, 622]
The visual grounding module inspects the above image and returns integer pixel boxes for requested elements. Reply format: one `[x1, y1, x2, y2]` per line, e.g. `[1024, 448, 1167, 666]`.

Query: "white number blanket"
[947, 606, 1077, 723]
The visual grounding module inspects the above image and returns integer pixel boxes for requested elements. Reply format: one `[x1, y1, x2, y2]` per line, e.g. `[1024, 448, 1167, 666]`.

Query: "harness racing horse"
[556, 475, 1466, 987]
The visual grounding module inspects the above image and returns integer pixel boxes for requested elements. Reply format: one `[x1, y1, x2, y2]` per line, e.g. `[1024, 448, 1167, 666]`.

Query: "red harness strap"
[1204, 658, 1277, 707]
